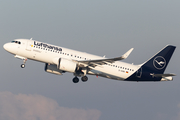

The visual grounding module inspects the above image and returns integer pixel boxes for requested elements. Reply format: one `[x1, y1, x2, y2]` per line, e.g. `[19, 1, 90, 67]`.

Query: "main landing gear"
[72, 76, 88, 83]
[73, 77, 79, 83]
[21, 59, 27, 68]
[81, 76, 88, 82]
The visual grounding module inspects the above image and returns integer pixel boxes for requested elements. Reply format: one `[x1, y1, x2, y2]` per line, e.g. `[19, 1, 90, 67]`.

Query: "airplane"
[3, 39, 176, 83]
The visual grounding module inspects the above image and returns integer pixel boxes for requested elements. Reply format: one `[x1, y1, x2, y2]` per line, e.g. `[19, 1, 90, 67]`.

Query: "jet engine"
[57, 58, 77, 73]
[45, 63, 63, 75]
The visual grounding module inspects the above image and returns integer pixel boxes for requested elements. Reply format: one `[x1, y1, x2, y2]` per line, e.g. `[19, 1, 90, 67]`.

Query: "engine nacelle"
[57, 58, 77, 73]
[45, 63, 63, 75]
[161, 76, 173, 81]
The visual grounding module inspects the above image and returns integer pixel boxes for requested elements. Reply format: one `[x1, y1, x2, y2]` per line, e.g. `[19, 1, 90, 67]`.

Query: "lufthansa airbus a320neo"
[3, 39, 176, 83]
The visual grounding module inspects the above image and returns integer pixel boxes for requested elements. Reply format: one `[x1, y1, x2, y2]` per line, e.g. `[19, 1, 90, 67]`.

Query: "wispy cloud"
[0, 91, 101, 120]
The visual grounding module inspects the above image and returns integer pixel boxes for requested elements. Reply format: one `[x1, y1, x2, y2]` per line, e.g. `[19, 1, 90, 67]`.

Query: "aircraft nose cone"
[3, 43, 18, 54]
[3, 43, 9, 51]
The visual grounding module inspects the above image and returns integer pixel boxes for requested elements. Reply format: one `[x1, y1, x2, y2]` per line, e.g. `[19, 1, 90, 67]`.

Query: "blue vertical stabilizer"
[126, 45, 176, 81]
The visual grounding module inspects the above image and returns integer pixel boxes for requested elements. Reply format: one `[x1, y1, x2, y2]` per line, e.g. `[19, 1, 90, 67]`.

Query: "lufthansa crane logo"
[153, 56, 166, 70]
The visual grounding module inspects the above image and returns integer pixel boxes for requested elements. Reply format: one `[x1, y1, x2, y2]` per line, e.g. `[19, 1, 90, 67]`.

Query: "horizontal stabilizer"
[151, 73, 176, 78]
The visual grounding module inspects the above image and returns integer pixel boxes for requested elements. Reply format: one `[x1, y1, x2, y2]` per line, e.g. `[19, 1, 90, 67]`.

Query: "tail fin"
[141, 45, 176, 74]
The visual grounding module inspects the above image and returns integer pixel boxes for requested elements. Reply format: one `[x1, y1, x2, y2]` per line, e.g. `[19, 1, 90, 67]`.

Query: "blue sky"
[1, 0, 180, 120]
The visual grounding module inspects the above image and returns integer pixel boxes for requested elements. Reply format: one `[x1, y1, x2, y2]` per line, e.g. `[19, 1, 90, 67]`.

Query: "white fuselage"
[4, 39, 140, 81]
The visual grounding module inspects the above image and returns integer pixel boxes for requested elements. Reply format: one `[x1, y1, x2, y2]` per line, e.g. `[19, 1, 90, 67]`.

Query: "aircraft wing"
[77, 48, 134, 67]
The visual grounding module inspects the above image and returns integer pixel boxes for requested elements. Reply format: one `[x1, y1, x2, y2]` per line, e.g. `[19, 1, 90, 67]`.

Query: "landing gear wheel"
[21, 64, 25, 68]
[81, 76, 88, 82]
[21, 59, 27, 68]
[73, 77, 79, 83]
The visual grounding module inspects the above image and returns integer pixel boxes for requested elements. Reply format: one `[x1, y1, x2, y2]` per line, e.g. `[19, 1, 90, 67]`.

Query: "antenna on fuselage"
[30, 38, 33, 40]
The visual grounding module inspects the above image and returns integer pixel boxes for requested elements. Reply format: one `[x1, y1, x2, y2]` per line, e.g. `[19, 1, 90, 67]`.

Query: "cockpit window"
[11, 41, 21, 44]
[11, 41, 16, 43]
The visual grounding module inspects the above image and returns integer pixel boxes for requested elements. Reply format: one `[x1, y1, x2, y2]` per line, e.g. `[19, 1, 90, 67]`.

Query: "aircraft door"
[26, 41, 33, 51]
[136, 67, 142, 78]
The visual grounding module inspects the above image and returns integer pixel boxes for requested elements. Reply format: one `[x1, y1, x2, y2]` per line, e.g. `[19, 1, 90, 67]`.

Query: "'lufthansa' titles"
[34, 41, 62, 51]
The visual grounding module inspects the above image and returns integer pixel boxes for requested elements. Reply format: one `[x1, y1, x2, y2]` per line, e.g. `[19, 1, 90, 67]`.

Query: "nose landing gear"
[21, 59, 27, 68]
[21, 64, 25, 68]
